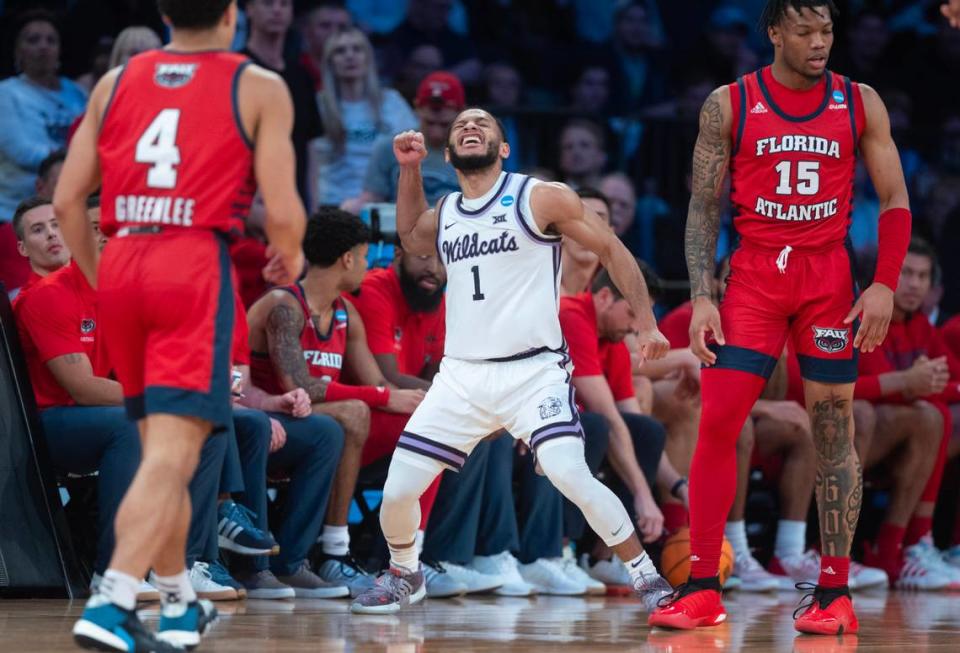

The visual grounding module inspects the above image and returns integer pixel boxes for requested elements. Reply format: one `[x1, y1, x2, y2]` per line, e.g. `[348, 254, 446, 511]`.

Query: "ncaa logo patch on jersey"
[334, 309, 348, 329]
[812, 326, 849, 353]
[155, 63, 198, 88]
[80, 318, 95, 334]
[500, 195, 515, 207]
[832, 90, 845, 103]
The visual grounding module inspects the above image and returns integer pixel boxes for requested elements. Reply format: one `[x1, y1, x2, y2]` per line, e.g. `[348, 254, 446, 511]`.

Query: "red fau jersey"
[98, 50, 256, 237]
[729, 67, 864, 251]
[250, 285, 350, 395]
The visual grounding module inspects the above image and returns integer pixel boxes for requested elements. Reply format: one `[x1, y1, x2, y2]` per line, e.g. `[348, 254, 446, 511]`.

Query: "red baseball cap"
[415, 72, 465, 110]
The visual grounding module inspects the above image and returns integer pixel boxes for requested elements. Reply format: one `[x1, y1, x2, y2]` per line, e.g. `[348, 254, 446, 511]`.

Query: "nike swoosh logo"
[444, 222, 456, 230]
[611, 522, 625, 537]
[630, 559, 644, 568]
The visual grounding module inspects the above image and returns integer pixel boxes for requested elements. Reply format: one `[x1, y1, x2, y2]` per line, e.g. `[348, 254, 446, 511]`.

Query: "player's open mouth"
[808, 56, 826, 67]
[460, 134, 483, 147]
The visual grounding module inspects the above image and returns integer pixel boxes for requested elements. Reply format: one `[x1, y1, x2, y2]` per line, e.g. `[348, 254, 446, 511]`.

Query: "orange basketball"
[660, 527, 735, 587]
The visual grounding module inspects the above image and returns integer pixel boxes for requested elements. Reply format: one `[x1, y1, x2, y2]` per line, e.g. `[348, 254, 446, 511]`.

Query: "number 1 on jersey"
[471, 265, 485, 301]
[136, 108, 182, 189]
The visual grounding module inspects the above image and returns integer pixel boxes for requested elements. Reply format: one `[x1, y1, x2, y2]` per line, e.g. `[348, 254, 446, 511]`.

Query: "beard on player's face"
[399, 260, 445, 313]
[447, 139, 501, 172]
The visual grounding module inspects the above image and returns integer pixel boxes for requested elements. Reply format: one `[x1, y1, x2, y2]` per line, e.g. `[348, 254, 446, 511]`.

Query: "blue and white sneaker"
[207, 559, 247, 599]
[218, 500, 278, 556]
[73, 599, 181, 652]
[315, 553, 377, 598]
[157, 599, 218, 650]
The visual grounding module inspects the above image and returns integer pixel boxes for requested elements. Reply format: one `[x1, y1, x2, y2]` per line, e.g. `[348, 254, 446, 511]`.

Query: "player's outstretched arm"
[53, 69, 117, 287]
[245, 67, 306, 285]
[540, 183, 668, 363]
[685, 86, 732, 365]
[394, 130, 439, 256]
[845, 84, 911, 353]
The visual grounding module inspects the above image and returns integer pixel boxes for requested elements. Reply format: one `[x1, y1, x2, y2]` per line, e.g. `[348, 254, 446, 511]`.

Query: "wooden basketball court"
[2, 590, 958, 651]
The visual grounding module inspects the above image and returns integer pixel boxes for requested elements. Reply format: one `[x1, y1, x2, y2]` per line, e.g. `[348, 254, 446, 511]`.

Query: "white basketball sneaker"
[732, 552, 782, 592]
[468, 551, 535, 597]
[579, 553, 632, 586]
[518, 559, 587, 596]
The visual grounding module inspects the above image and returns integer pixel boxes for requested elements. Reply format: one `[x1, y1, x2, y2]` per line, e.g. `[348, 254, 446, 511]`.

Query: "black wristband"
[671, 477, 688, 498]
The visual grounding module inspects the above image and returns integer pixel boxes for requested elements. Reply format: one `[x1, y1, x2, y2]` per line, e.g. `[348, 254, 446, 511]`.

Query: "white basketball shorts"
[394, 349, 585, 472]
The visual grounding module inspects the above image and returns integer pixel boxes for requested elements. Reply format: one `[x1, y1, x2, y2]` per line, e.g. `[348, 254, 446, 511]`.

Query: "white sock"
[774, 520, 806, 561]
[725, 520, 750, 559]
[96, 569, 139, 611]
[389, 543, 420, 573]
[321, 524, 350, 557]
[625, 551, 657, 584]
[414, 529, 425, 555]
[153, 569, 197, 607]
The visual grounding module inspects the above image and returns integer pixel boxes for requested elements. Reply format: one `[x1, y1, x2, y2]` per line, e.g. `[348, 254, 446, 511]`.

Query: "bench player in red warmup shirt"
[650, 0, 911, 635]
[54, 1, 305, 650]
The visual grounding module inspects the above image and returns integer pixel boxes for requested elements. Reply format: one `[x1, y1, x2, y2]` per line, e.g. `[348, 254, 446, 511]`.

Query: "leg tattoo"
[811, 393, 862, 557]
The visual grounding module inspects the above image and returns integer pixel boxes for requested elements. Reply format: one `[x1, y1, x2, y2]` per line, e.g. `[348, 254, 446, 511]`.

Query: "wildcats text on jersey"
[755, 135, 841, 159]
[441, 231, 519, 264]
[114, 194, 196, 226]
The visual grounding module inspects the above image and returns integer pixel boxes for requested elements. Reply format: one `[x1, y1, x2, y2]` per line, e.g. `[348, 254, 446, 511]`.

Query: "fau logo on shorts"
[155, 63, 198, 88]
[812, 326, 850, 353]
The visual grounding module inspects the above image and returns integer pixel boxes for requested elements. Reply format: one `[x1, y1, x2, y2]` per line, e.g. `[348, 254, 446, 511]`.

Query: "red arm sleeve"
[559, 303, 603, 377]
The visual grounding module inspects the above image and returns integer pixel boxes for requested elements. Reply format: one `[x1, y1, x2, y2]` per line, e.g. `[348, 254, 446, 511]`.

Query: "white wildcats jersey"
[436, 172, 565, 360]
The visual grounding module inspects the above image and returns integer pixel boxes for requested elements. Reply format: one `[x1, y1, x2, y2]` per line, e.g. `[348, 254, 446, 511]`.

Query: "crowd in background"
[2, 0, 960, 314]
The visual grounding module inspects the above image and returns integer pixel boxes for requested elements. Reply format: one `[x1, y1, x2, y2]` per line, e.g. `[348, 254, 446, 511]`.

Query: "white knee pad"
[536, 438, 634, 547]
[379, 455, 443, 546]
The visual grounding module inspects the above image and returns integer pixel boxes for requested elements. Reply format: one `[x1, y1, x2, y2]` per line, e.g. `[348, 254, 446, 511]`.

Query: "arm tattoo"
[265, 303, 329, 403]
[685, 90, 730, 300]
[811, 393, 862, 557]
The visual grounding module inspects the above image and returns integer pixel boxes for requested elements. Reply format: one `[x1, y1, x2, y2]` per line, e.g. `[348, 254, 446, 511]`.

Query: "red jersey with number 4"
[250, 285, 350, 395]
[729, 66, 865, 252]
[98, 50, 256, 237]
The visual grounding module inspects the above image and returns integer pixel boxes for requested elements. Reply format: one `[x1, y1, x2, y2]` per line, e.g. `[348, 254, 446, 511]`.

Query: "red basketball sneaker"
[793, 584, 859, 635]
[648, 577, 727, 630]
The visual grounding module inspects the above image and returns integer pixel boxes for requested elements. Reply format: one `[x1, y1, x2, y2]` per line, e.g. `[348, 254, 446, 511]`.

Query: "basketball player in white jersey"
[351, 108, 672, 614]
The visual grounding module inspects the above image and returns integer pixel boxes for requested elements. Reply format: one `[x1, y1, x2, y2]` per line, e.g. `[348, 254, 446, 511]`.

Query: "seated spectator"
[13, 200, 226, 603]
[851, 238, 960, 589]
[9, 197, 70, 303]
[0, 10, 87, 292]
[243, 0, 323, 204]
[35, 149, 66, 199]
[481, 61, 527, 172]
[225, 295, 348, 599]
[312, 28, 417, 207]
[609, 1, 668, 108]
[384, 0, 481, 84]
[600, 173, 637, 240]
[393, 44, 445, 106]
[344, 72, 464, 213]
[67, 26, 163, 143]
[245, 209, 432, 597]
[298, 1, 353, 91]
[558, 119, 607, 190]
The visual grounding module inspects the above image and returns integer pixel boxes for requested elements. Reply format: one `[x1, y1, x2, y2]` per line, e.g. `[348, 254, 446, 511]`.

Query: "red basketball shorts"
[98, 229, 234, 427]
[714, 243, 859, 384]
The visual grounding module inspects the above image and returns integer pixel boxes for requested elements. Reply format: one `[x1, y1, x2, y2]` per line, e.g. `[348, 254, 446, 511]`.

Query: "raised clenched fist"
[393, 130, 428, 166]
